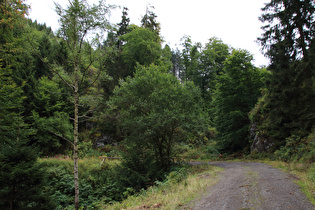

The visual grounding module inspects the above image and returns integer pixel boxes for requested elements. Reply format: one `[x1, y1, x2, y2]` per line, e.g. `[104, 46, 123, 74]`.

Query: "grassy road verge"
[101, 164, 223, 210]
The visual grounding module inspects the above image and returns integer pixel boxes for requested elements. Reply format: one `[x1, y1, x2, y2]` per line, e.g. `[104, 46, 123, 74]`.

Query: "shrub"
[40, 157, 123, 209]
[274, 131, 315, 163]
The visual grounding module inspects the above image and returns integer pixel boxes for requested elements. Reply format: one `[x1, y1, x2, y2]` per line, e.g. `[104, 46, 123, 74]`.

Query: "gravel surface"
[186, 162, 314, 210]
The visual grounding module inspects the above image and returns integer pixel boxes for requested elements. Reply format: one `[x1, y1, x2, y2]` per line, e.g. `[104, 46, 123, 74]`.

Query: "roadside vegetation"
[101, 163, 222, 210]
[37, 154, 222, 209]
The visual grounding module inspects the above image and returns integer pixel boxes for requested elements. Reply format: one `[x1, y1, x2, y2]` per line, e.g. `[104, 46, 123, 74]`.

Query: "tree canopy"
[109, 65, 206, 171]
[251, 0, 315, 149]
[214, 49, 265, 152]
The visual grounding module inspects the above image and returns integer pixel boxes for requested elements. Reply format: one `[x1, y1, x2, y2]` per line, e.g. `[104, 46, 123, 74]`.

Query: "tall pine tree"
[252, 0, 315, 148]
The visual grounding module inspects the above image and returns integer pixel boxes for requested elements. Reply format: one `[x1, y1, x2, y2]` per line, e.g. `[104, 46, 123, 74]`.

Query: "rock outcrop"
[250, 123, 274, 153]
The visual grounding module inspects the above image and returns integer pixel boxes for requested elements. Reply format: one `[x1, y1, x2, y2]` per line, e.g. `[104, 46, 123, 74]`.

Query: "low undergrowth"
[174, 142, 222, 161]
[39, 156, 122, 209]
[38, 155, 222, 209]
[100, 163, 222, 210]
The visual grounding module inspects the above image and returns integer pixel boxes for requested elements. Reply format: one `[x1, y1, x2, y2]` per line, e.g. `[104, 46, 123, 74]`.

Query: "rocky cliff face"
[250, 123, 274, 153]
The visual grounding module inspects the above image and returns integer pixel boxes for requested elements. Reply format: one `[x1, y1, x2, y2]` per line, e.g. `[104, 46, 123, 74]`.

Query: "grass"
[38, 155, 120, 168]
[100, 164, 223, 210]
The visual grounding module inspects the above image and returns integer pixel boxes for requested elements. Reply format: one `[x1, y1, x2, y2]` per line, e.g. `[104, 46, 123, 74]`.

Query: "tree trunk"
[9, 185, 15, 210]
[74, 66, 80, 210]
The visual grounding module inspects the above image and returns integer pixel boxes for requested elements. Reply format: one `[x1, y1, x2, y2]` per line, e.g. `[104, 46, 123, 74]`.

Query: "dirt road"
[187, 162, 314, 210]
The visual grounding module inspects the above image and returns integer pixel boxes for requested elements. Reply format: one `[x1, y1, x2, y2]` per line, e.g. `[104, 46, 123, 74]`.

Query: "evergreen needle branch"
[28, 37, 74, 90]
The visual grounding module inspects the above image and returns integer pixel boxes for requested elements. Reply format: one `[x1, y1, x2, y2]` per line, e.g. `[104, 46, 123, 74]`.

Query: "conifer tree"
[0, 1, 54, 208]
[117, 7, 131, 49]
[253, 0, 315, 147]
[141, 5, 161, 43]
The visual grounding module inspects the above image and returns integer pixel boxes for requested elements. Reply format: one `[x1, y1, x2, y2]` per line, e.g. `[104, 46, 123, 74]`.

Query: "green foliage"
[179, 36, 230, 124]
[308, 165, 315, 183]
[108, 65, 207, 191]
[0, 69, 27, 143]
[114, 145, 158, 192]
[250, 60, 315, 148]
[40, 157, 123, 209]
[141, 8, 161, 41]
[0, 144, 55, 209]
[109, 65, 206, 172]
[29, 76, 74, 155]
[78, 140, 102, 158]
[253, 0, 315, 151]
[52, 1, 115, 209]
[198, 37, 229, 105]
[100, 7, 131, 95]
[32, 111, 73, 155]
[0, 2, 54, 208]
[274, 131, 315, 163]
[160, 44, 173, 72]
[0, 0, 29, 60]
[33, 76, 67, 116]
[121, 26, 162, 73]
[2, 0, 314, 208]
[117, 7, 131, 39]
[174, 142, 221, 161]
[180, 35, 201, 82]
[0, 0, 38, 116]
[214, 49, 265, 152]
[259, 0, 315, 61]
[155, 167, 188, 187]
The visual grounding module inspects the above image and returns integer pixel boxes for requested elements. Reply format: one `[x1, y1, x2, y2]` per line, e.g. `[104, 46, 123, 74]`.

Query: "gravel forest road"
[187, 162, 314, 210]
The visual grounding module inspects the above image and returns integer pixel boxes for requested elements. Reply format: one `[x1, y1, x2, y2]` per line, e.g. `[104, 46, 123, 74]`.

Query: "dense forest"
[0, 0, 314, 209]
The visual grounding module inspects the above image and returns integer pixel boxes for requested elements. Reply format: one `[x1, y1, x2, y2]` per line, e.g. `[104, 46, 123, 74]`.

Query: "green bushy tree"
[179, 37, 230, 126]
[214, 50, 265, 152]
[109, 65, 206, 183]
[120, 26, 162, 74]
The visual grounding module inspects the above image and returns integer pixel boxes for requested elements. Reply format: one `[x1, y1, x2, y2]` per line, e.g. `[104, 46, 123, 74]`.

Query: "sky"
[26, 0, 270, 67]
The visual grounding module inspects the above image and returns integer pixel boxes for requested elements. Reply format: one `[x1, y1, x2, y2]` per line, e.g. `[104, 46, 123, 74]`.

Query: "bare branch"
[81, 71, 102, 94]
[48, 130, 74, 147]
[80, 60, 93, 86]
[69, 107, 97, 122]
